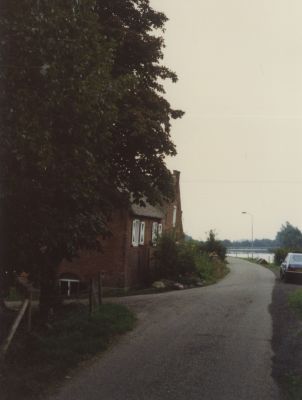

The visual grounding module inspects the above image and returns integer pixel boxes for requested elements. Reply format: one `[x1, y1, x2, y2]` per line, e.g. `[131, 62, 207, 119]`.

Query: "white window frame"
[132, 219, 140, 247]
[59, 279, 80, 297]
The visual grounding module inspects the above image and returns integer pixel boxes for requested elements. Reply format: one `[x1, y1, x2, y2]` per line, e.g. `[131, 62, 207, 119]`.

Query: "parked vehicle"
[280, 253, 302, 282]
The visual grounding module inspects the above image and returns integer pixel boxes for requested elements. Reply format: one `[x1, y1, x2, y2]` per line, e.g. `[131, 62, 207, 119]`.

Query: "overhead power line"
[181, 179, 302, 184]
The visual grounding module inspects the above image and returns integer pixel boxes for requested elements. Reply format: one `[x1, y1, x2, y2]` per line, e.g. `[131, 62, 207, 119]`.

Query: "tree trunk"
[0, 266, 8, 314]
[0, 266, 14, 344]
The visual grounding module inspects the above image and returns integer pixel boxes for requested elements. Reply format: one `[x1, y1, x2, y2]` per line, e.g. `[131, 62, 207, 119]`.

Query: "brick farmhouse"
[58, 170, 183, 294]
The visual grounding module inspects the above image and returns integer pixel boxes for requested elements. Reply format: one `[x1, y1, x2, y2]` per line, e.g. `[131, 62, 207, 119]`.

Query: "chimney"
[173, 170, 180, 187]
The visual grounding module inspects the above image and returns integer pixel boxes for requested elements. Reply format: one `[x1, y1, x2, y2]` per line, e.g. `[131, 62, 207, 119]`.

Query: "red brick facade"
[58, 171, 183, 289]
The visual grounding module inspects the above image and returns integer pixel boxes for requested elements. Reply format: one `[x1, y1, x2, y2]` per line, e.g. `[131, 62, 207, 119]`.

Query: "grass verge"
[196, 254, 230, 285]
[1, 303, 136, 400]
[282, 374, 302, 400]
[288, 289, 302, 318]
[285, 290, 302, 399]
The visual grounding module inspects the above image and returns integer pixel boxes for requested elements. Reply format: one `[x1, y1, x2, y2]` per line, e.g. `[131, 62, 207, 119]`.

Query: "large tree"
[95, 0, 183, 204]
[275, 222, 302, 250]
[0, 0, 183, 315]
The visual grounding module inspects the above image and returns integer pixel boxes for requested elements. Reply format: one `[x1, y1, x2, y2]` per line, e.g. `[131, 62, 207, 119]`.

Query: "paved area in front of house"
[48, 257, 280, 400]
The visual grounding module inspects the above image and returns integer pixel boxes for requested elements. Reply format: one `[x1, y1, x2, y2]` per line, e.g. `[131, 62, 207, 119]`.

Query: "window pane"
[152, 222, 158, 244]
[172, 206, 177, 227]
[140, 221, 145, 245]
[132, 219, 140, 246]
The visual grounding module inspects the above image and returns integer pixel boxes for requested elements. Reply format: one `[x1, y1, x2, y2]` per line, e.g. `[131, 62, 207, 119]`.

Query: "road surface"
[48, 257, 280, 400]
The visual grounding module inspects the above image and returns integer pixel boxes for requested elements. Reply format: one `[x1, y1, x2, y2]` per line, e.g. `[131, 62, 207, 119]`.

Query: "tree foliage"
[275, 222, 302, 250]
[153, 233, 227, 283]
[95, 0, 184, 204]
[273, 248, 288, 265]
[0, 0, 183, 312]
[200, 230, 227, 261]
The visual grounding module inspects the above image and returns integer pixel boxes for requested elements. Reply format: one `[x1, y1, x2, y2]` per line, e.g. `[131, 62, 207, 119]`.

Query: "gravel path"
[48, 257, 280, 400]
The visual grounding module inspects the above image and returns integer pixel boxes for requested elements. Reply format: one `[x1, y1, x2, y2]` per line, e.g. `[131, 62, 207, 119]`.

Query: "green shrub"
[273, 247, 302, 265]
[274, 248, 288, 265]
[153, 233, 179, 279]
[153, 233, 228, 283]
[195, 252, 228, 283]
[177, 241, 198, 276]
[195, 252, 213, 281]
[5, 286, 22, 301]
[200, 230, 227, 261]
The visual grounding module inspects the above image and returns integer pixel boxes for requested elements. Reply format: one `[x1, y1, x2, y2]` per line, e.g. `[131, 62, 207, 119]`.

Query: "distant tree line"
[221, 238, 277, 249]
[185, 221, 302, 265]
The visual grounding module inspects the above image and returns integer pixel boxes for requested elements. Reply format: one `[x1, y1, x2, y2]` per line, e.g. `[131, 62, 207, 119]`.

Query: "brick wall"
[59, 209, 129, 287]
[58, 210, 161, 288]
[58, 170, 183, 289]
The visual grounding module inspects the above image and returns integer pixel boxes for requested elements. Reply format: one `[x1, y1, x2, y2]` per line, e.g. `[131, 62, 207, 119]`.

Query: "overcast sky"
[150, 0, 302, 241]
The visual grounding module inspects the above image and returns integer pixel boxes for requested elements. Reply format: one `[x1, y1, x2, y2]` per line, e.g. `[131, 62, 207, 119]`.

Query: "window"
[292, 254, 302, 263]
[132, 219, 140, 247]
[132, 219, 146, 246]
[59, 279, 80, 297]
[139, 221, 145, 245]
[158, 223, 163, 237]
[152, 222, 159, 245]
[172, 206, 177, 227]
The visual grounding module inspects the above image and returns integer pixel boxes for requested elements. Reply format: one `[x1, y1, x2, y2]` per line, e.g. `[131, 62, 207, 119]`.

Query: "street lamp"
[242, 211, 254, 259]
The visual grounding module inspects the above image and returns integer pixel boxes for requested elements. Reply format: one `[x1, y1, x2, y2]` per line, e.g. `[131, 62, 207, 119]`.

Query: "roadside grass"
[284, 290, 302, 399]
[5, 287, 23, 301]
[283, 374, 302, 400]
[263, 262, 280, 277]
[242, 258, 302, 400]
[196, 254, 230, 285]
[288, 289, 302, 318]
[266, 263, 280, 274]
[1, 303, 136, 400]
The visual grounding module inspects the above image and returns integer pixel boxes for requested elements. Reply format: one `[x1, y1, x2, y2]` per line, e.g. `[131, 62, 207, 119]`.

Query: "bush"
[274, 248, 288, 265]
[153, 234, 179, 279]
[177, 241, 198, 276]
[200, 230, 227, 261]
[274, 247, 302, 265]
[153, 233, 228, 283]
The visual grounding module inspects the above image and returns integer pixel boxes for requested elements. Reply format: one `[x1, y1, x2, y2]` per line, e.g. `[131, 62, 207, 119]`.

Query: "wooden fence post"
[92, 279, 98, 307]
[89, 278, 93, 315]
[27, 291, 33, 332]
[0, 299, 29, 358]
[98, 272, 103, 306]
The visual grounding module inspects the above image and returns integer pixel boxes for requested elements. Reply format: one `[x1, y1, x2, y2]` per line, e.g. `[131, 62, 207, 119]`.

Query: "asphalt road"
[48, 258, 280, 400]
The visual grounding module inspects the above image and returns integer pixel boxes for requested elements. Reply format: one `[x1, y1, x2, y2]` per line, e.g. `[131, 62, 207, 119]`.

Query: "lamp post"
[242, 211, 254, 259]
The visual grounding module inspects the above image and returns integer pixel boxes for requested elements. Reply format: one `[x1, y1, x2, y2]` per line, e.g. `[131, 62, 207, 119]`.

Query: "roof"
[131, 202, 165, 219]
